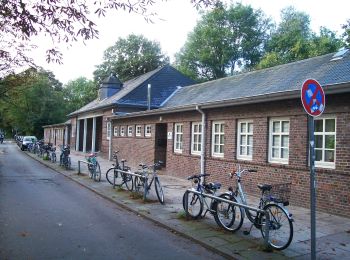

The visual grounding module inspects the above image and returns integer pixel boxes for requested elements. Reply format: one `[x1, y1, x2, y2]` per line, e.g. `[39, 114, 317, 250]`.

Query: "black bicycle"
[105, 151, 133, 191]
[134, 161, 165, 204]
[59, 145, 71, 170]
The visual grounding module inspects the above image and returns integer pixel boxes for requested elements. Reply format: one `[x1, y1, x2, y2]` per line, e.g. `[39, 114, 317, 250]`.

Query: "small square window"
[127, 126, 133, 137]
[136, 125, 142, 136]
[113, 126, 118, 137]
[120, 126, 125, 137]
[145, 125, 151, 137]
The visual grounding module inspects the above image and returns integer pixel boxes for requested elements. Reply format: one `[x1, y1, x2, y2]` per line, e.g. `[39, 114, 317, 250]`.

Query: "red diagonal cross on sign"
[301, 79, 325, 117]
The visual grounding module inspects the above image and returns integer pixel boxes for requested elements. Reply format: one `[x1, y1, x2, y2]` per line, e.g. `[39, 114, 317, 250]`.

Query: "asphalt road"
[0, 142, 224, 260]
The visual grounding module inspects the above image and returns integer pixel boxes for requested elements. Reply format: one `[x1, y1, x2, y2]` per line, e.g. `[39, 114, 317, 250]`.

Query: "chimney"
[147, 84, 151, 110]
[99, 73, 123, 100]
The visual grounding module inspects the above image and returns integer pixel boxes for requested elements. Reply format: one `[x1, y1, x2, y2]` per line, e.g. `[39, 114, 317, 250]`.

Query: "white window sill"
[315, 162, 335, 169]
[269, 159, 289, 165]
[237, 156, 252, 161]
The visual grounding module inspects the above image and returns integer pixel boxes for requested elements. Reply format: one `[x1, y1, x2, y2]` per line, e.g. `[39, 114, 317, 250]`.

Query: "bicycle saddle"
[257, 184, 272, 191]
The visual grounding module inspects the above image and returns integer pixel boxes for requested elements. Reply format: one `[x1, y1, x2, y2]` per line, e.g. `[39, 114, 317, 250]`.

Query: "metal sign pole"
[308, 115, 316, 260]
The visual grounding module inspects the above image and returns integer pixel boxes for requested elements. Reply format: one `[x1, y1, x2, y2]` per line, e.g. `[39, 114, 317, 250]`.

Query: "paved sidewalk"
[25, 149, 350, 259]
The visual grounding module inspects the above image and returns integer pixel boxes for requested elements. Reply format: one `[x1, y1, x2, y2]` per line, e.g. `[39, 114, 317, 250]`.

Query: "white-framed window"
[136, 125, 142, 136]
[237, 120, 253, 160]
[127, 125, 133, 137]
[174, 123, 183, 153]
[212, 121, 225, 157]
[145, 125, 152, 137]
[106, 122, 111, 140]
[113, 126, 118, 137]
[120, 126, 125, 137]
[191, 122, 202, 155]
[314, 117, 336, 169]
[269, 118, 289, 164]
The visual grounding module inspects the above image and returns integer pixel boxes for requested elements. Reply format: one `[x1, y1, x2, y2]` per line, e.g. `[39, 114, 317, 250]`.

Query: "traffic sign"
[301, 79, 325, 117]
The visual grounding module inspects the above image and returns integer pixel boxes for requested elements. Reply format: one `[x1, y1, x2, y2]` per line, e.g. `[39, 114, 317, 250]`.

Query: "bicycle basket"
[263, 182, 291, 204]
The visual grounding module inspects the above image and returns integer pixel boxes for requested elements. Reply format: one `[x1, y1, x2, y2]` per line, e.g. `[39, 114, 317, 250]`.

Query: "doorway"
[154, 123, 167, 166]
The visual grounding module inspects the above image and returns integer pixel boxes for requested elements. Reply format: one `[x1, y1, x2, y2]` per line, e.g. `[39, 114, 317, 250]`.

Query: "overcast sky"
[31, 0, 350, 85]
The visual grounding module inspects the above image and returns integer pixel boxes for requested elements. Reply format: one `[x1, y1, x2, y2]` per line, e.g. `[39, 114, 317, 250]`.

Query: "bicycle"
[182, 174, 224, 222]
[214, 165, 294, 250]
[134, 161, 165, 204]
[105, 151, 133, 191]
[85, 152, 101, 182]
[59, 145, 71, 170]
[49, 146, 57, 163]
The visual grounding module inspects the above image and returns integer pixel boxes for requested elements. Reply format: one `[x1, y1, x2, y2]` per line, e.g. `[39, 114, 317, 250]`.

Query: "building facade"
[109, 50, 350, 216]
[67, 65, 195, 156]
[43, 121, 71, 147]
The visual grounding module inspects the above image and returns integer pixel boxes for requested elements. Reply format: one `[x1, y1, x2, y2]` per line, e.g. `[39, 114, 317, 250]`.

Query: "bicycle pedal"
[243, 230, 250, 235]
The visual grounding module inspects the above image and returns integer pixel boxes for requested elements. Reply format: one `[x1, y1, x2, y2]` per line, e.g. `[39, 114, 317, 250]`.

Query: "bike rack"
[77, 160, 93, 175]
[115, 169, 148, 201]
[184, 188, 271, 250]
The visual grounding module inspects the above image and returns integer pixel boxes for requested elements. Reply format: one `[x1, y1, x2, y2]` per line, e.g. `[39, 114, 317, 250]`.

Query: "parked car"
[21, 136, 37, 151]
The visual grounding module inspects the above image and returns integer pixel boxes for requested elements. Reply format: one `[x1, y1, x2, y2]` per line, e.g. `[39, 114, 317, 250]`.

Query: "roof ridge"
[177, 52, 337, 91]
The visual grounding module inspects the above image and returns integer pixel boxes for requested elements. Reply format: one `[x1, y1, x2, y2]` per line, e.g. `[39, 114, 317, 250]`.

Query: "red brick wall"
[112, 93, 350, 216]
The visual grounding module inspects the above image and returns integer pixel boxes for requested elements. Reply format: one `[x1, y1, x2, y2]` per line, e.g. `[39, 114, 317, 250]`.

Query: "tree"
[93, 34, 169, 82]
[174, 3, 271, 81]
[63, 77, 98, 113]
[257, 7, 343, 69]
[342, 19, 350, 47]
[0, 68, 66, 137]
[0, 0, 217, 78]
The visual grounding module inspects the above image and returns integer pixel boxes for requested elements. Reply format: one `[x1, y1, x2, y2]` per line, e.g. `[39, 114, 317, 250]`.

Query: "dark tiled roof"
[68, 65, 195, 116]
[163, 51, 350, 108]
[117, 65, 195, 107]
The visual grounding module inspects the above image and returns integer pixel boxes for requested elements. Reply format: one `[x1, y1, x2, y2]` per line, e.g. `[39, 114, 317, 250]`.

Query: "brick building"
[109, 50, 350, 216]
[66, 65, 195, 156]
[43, 120, 71, 147]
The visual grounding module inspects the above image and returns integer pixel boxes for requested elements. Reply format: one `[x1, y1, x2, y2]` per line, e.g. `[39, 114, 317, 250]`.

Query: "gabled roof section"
[68, 65, 195, 117]
[116, 65, 195, 107]
[163, 51, 350, 108]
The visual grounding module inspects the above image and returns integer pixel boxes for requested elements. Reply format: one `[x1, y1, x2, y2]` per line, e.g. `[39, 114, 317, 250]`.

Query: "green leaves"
[93, 34, 169, 83]
[258, 7, 343, 69]
[0, 68, 66, 137]
[175, 3, 271, 81]
[63, 77, 97, 112]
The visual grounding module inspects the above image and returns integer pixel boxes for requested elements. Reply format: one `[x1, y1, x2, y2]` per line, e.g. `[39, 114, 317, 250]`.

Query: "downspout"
[196, 105, 206, 183]
[108, 120, 113, 161]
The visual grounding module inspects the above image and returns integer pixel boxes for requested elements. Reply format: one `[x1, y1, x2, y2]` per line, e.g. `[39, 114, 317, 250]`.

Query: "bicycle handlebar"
[229, 168, 257, 178]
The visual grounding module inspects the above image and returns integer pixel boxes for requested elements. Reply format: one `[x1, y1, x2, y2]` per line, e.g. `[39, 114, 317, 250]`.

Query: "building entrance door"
[154, 123, 167, 166]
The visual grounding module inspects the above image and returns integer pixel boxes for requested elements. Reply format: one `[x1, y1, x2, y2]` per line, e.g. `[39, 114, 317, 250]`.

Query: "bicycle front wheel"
[51, 153, 56, 163]
[106, 168, 117, 185]
[154, 177, 165, 204]
[260, 203, 293, 250]
[65, 157, 71, 170]
[94, 162, 101, 182]
[123, 171, 134, 191]
[213, 194, 244, 232]
[182, 190, 203, 219]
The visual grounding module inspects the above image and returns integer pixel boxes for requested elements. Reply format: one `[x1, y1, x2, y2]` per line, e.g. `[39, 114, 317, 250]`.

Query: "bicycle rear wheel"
[94, 162, 101, 182]
[260, 203, 293, 250]
[182, 190, 203, 219]
[106, 168, 117, 185]
[213, 194, 244, 232]
[154, 177, 165, 204]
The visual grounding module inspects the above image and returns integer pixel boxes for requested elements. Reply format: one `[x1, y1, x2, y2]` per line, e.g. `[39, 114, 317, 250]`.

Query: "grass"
[176, 210, 188, 220]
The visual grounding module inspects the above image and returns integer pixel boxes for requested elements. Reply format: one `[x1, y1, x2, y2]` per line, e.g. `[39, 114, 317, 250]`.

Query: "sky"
[30, 0, 350, 85]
